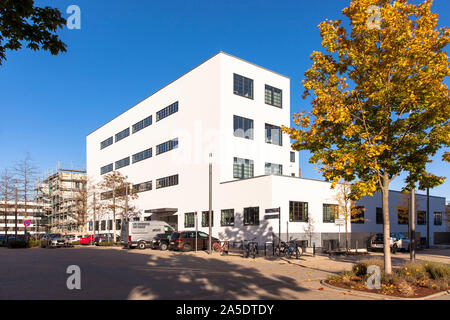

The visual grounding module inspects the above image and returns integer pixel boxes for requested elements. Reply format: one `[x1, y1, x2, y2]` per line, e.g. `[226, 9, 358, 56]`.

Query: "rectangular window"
[202, 211, 214, 227]
[115, 157, 130, 170]
[221, 209, 235, 226]
[376, 207, 384, 224]
[434, 212, 442, 225]
[132, 148, 152, 163]
[233, 157, 254, 179]
[116, 219, 121, 230]
[290, 151, 295, 163]
[156, 174, 179, 189]
[156, 101, 178, 122]
[265, 163, 282, 175]
[184, 212, 195, 228]
[100, 137, 113, 150]
[323, 204, 337, 223]
[133, 181, 152, 193]
[233, 73, 253, 99]
[115, 127, 130, 142]
[265, 123, 282, 146]
[417, 211, 426, 225]
[100, 163, 113, 175]
[233, 115, 254, 139]
[265, 85, 282, 107]
[95, 221, 99, 231]
[397, 209, 409, 225]
[132, 115, 152, 133]
[351, 206, 365, 224]
[101, 220, 106, 231]
[244, 207, 259, 226]
[289, 201, 308, 222]
[108, 220, 113, 230]
[156, 138, 178, 155]
[100, 191, 113, 200]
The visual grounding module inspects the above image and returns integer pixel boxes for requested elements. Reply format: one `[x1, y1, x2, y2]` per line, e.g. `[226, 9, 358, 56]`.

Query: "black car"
[151, 233, 171, 250]
[94, 233, 120, 245]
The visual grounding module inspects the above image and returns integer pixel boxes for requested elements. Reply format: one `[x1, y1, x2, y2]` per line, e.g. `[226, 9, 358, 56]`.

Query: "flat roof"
[87, 51, 290, 136]
[220, 174, 446, 200]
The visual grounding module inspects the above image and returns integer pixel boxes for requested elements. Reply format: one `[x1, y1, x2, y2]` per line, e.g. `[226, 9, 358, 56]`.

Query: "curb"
[320, 280, 450, 300]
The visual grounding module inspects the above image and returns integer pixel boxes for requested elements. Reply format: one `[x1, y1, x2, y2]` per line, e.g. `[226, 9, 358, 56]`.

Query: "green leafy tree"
[0, 0, 67, 65]
[283, 0, 449, 274]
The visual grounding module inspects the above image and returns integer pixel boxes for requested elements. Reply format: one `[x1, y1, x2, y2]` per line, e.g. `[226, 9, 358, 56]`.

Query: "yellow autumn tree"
[283, 0, 449, 274]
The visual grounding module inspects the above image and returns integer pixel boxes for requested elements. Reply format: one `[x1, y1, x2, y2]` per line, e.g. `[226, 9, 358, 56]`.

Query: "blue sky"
[0, 0, 448, 199]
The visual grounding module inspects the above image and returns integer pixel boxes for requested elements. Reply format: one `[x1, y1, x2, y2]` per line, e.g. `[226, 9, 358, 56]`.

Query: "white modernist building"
[86, 52, 447, 246]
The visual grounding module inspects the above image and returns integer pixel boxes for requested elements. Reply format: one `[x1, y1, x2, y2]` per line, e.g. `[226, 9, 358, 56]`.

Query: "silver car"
[40, 233, 70, 248]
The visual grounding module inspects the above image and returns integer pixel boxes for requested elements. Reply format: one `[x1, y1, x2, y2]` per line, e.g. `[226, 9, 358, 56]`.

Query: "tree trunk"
[112, 189, 116, 243]
[381, 172, 392, 274]
[345, 219, 349, 252]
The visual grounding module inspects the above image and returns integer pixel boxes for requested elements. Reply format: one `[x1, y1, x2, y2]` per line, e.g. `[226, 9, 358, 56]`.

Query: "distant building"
[0, 201, 46, 236]
[36, 168, 87, 233]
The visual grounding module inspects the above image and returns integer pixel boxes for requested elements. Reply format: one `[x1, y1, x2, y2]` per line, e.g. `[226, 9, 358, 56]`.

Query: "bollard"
[264, 243, 266, 257]
[356, 240, 358, 253]
[296, 243, 298, 259]
[313, 243, 316, 257]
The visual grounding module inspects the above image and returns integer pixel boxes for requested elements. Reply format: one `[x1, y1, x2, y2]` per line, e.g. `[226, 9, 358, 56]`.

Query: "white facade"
[86, 52, 447, 246]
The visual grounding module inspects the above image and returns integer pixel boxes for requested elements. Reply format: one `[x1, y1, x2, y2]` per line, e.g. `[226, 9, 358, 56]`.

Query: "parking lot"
[0, 246, 449, 300]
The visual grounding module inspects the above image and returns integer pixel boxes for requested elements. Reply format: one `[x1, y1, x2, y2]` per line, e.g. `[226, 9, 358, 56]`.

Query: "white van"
[121, 220, 174, 249]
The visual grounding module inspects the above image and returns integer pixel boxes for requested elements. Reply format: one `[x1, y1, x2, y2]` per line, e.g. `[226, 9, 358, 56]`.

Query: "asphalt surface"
[0, 246, 448, 300]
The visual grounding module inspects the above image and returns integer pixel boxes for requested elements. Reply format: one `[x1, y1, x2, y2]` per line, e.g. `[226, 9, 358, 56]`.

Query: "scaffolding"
[35, 163, 87, 234]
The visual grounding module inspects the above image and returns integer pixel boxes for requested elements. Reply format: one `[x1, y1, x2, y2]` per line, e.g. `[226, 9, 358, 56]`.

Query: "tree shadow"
[0, 247, 312, 300]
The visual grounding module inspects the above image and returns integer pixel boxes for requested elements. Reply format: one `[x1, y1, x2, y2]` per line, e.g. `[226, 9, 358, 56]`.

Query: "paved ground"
[0, 246, 448, 300]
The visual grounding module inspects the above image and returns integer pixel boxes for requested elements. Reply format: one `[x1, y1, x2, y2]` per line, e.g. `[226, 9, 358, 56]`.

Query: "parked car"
[168, 231, 220, 252]
[80, 234, 95, 245]
[121, 220, 174, 249]
[368, 233, 411, 253]
[40, 233, 70, 248]
[94, 233, 120, 245]
[151, 233, 172, 250]
[390, 232, 411, 252]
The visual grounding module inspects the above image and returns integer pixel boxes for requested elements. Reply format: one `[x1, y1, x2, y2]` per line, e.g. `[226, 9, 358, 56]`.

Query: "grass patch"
[28, 240, 40, 248]
[98, 242, 114, 246]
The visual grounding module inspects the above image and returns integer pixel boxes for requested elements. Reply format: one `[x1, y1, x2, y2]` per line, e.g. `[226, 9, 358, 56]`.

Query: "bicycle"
[212, 240, 229, 255]
[275, 241, 302, 259]
[243, 238, 258, 259]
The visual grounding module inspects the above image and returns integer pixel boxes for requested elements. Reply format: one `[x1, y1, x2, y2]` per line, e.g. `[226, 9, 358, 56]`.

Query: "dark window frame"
[233, 157, 254, 179]
[220, 209, 235, 227]
[243, 207, 259, 226]
[265, 84, 282, 108]
[184, 212, 195, 228]
[323, 204, 337, 223]
[434, 212, 442, 225]
[156, 174, 179, 189]
[132, 148, 152, 164]
[156, 101, 179, 122]
[202, 211, 214, 228]
[233, 73, 254, 99]
[115, 157, 130, 170]
[233, 115, 254, 140]
[115, 127, 130, 143]
[132, 115, 152, 134]
[265, 123, 282, 146]
[289, 201, 308, 222]
[100, 163, 113, 175]
[376, 207, 384, 225]
[156, 138, 178, 155]
[100, 137, 113, 150]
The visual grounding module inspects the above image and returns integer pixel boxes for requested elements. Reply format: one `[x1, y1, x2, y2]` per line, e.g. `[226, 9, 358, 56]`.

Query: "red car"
[80, 235, 95, 245]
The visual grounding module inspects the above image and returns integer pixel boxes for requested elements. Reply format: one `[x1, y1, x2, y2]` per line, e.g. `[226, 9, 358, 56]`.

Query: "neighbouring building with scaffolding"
[36, 168, 87, 234]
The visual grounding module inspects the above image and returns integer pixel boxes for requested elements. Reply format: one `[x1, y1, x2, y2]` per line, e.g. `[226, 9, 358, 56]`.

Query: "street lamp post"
[208, 153, 212, 255]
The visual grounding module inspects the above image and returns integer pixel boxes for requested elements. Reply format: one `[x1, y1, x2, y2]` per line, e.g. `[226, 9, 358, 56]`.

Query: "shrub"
[98, 242, 114, 246]
[398, 281, 414, 296]
[422, 261, 450, 280]
[0, 241, 3, 247]
[72, 241, 80, 245]
[28, 240, 40, 247]
[397, 262, 428, 281]
[353, 258, 384, 277]
[7, 240, 29, 248]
